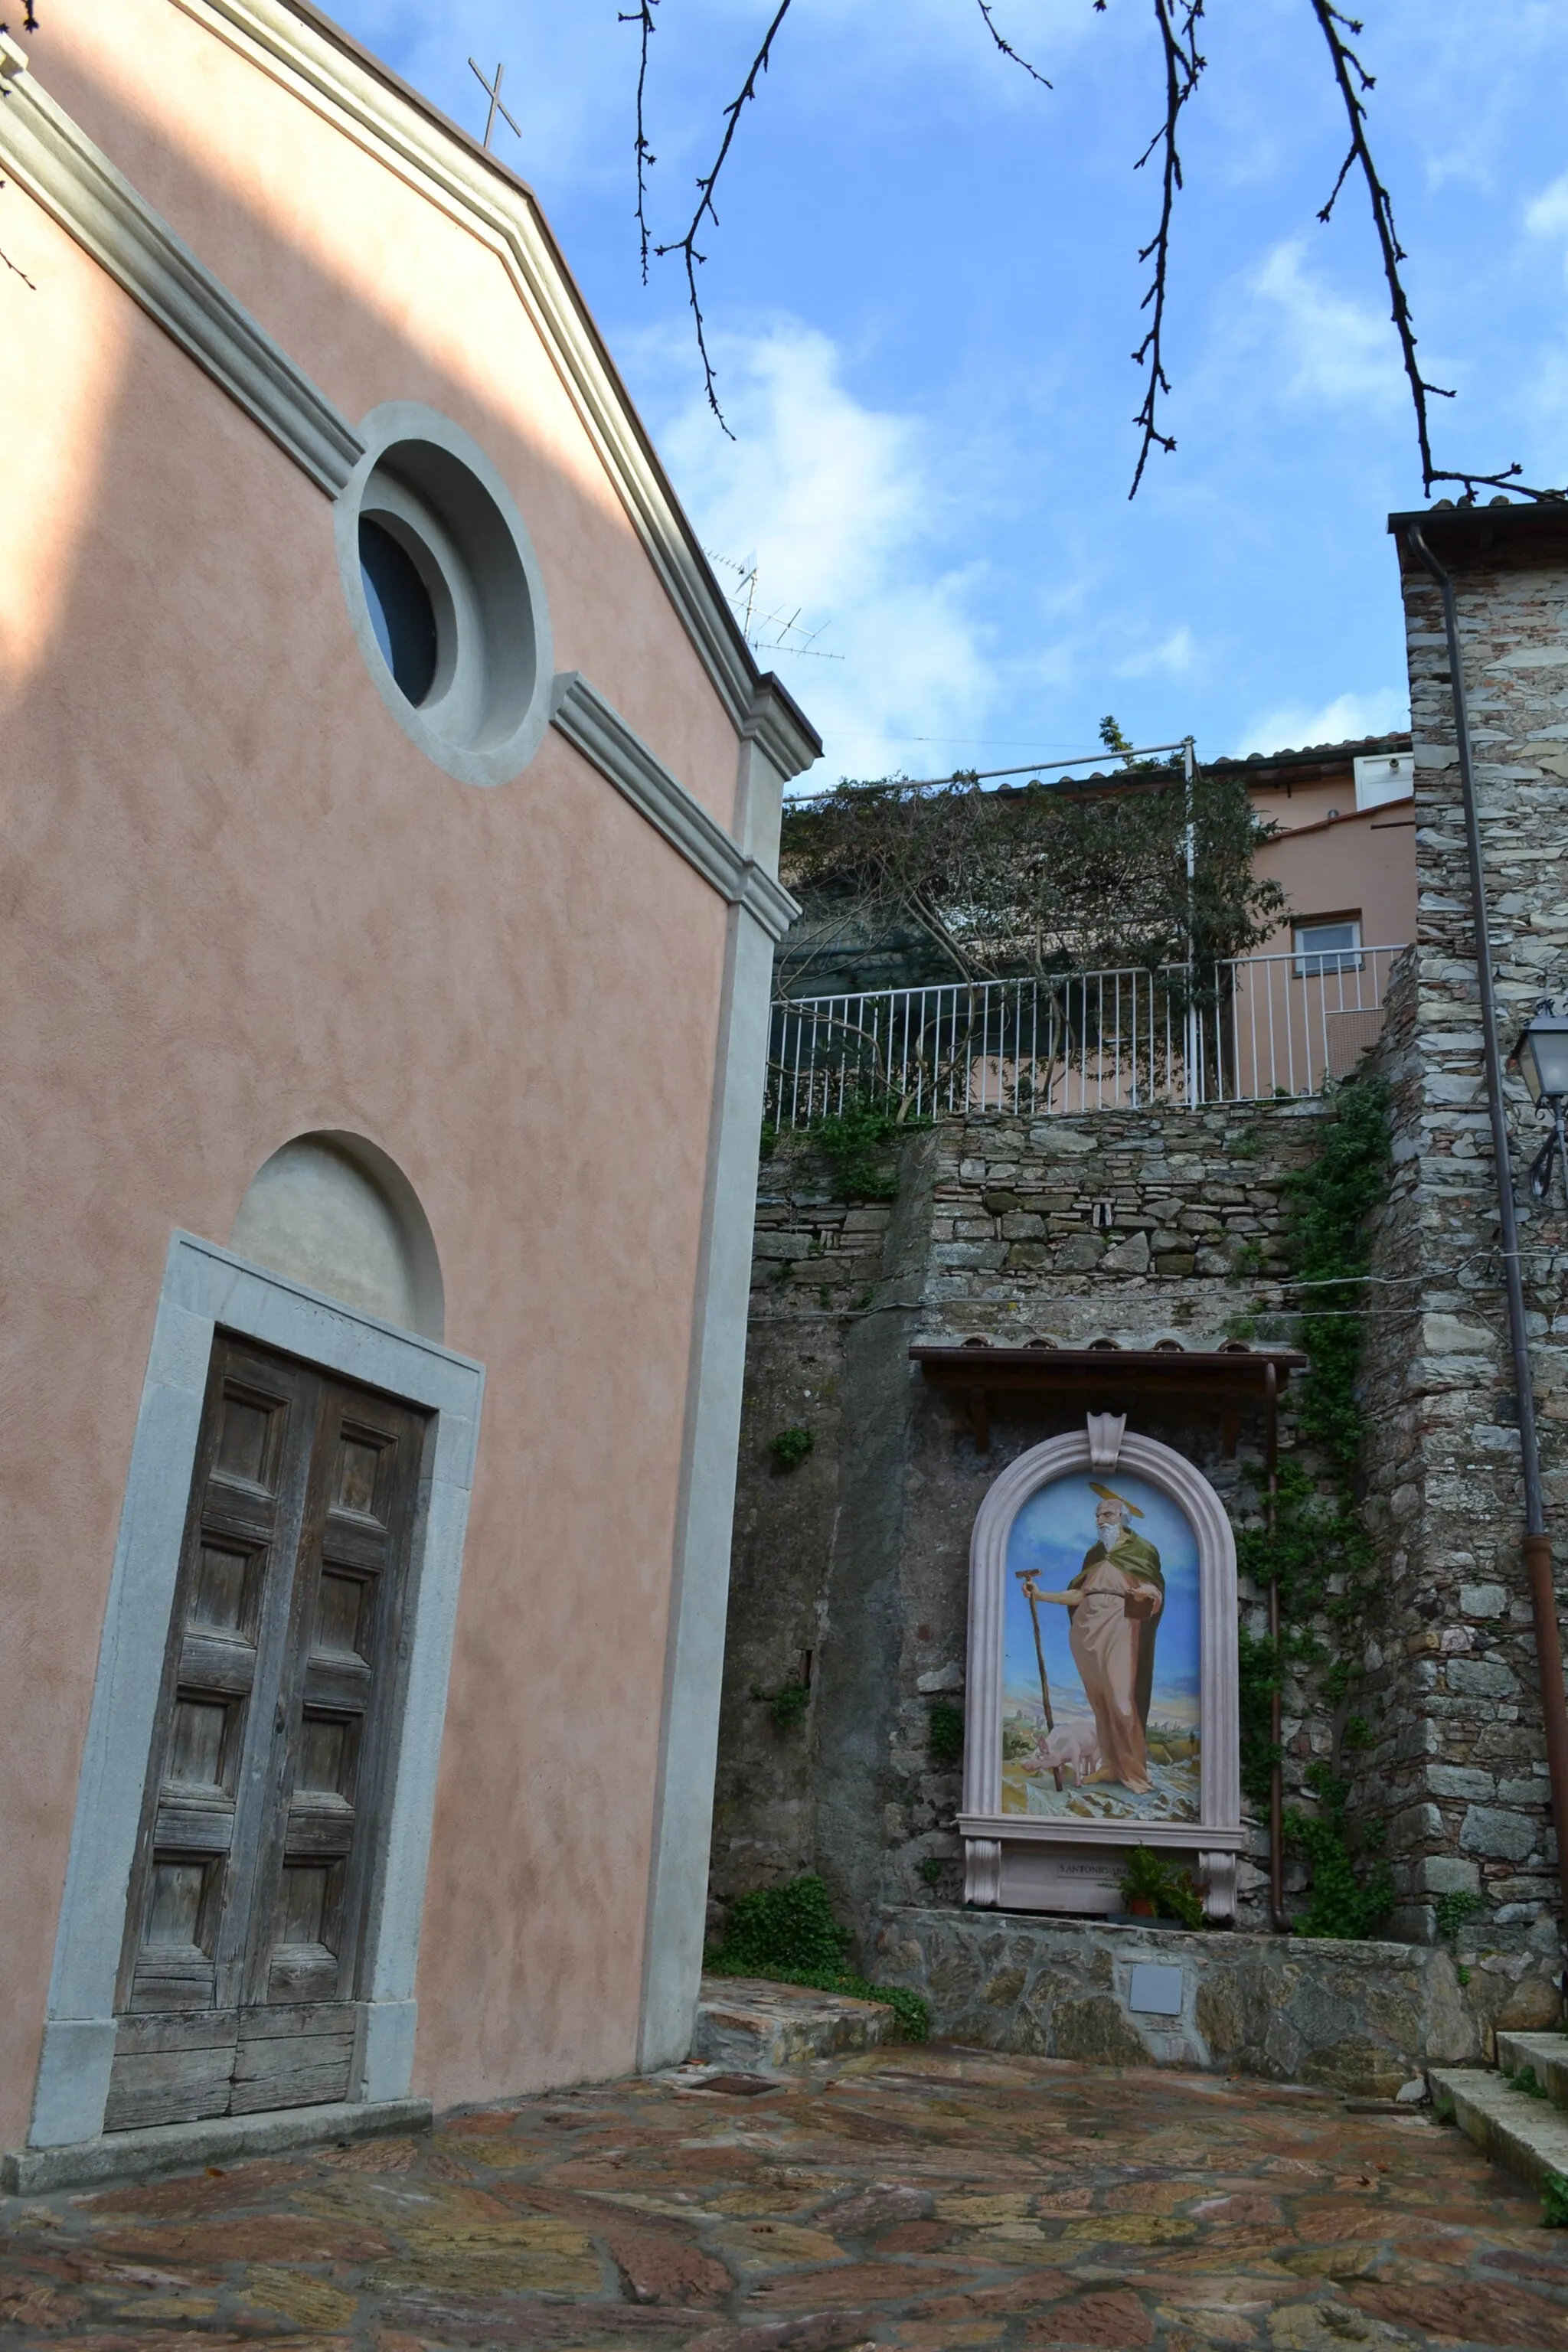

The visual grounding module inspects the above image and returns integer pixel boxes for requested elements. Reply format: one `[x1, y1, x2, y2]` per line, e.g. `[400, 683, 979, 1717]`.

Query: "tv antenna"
[706, 554, 843, 662]
[469, 57, 520, 152]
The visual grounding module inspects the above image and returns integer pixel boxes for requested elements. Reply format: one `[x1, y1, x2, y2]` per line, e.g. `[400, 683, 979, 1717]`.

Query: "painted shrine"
[959, 1415, 1245, 1919]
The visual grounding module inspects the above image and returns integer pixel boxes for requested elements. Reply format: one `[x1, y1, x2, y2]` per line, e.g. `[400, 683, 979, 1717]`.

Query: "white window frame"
[1293, 916, 1364, 978]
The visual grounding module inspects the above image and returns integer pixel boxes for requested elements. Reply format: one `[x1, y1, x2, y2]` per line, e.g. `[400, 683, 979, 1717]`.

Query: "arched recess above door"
[230, 1132, 444, 1340]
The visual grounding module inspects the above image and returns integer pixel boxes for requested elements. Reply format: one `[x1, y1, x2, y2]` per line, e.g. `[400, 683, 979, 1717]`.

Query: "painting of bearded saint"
[1000, 1472, 1200, 1822]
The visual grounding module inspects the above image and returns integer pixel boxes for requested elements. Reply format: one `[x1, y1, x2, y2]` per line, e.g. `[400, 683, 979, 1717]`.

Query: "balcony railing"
[766, 946, 1408, 1129]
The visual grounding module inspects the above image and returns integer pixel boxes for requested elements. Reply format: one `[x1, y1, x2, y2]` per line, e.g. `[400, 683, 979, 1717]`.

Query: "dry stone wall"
[714, 1100, 1343, 1951]
[1353, 519, 1568, 1993]
[867, 1905, 1547, 2090]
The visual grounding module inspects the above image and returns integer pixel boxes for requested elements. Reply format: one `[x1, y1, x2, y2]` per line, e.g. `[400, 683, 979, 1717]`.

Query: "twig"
[971, 0, 1051, 87]
[1307, 2, 1453, 494]
[1, 11, 43, 286]
[1308, 4, 1566, 500]
[652, 0, 795, 430]
[617, 0, 659, 282]
[1129, 0, 1204, 498]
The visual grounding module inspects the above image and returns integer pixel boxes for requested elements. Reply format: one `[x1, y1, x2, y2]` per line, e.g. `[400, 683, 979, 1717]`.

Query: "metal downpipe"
[1405, 523, 1568, 1949]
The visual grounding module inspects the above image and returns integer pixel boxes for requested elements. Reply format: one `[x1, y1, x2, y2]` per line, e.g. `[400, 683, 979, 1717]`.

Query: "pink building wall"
[1251, 763, 1417, 955]
[0, 0, 806, 2152]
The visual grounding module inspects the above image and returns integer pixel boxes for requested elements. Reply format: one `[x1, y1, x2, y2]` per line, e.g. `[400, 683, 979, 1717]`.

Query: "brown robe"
[1067, 1533, 1165, 1792]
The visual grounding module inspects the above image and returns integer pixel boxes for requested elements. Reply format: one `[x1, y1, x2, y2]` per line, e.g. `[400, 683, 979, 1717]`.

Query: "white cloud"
[1230, 688, 1409, 761]
[1116, 626, 1198, 681]
[1526, 172, 1568, 239]
[652, 322, 992, 782]
[1246, 240, 1406, 410]
[1526, 172, 1568, 289]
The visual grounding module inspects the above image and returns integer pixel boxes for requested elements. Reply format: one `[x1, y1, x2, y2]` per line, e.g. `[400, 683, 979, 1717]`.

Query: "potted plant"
[1118, 1845, 1205, 1929]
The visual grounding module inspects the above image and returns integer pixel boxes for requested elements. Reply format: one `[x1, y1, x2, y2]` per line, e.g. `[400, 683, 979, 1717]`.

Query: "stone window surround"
[26, 1232, 484, 2156]
[337, 405, 555, 789]
[959, 1421, 1246, 1918]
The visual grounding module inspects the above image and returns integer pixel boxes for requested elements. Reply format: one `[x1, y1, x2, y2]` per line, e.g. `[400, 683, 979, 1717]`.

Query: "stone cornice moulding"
[550, 674, 800, 942]
[743, 673, 822, 786]
[0, 31, 362, 494]
[162, 0, 812, 755]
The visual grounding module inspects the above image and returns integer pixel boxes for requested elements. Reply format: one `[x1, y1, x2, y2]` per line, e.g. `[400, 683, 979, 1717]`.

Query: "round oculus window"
[336, 402, 554, 787]
[359, 518, 439, 707]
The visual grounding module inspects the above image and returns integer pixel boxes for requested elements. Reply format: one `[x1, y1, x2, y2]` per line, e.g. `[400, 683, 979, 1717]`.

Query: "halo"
[1087, 1479, 1144, 1519]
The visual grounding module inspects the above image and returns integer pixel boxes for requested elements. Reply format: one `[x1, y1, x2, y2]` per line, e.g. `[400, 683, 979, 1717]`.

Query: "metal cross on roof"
[468, 56, 520, 152]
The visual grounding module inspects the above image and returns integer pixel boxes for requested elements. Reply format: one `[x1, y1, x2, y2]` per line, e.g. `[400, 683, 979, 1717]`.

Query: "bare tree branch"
[971, 1, 1052, 88]
[652, 0, 796, 431]
[0, 230, 36, 287]
[1307, 1, 1454, 494]
[0, 13, 39, 288]
[1427, 467, 1566, 503]
[1128, 0, 1204, 499]
[617, 0, 659, 283]
[1308, 2, 1563, 502]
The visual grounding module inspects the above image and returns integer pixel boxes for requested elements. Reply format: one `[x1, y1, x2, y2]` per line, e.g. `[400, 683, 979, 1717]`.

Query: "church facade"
[0, 0, 815, 2173]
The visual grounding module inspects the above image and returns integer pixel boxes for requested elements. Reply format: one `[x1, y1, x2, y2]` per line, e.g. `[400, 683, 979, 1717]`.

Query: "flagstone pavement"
[4, 2044, 1566, 2352]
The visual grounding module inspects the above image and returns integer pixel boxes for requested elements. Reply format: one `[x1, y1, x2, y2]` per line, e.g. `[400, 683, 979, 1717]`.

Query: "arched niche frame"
[959, 1419, 1245, 1922]
[230, 1129, 445, 1341]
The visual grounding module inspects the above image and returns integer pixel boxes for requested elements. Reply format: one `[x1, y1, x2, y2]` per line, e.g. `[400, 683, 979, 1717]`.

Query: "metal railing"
[766, 946, 1407, 1128]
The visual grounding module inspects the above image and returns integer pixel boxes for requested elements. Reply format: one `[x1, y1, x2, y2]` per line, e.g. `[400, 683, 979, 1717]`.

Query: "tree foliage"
[779, 757, 1283, 988]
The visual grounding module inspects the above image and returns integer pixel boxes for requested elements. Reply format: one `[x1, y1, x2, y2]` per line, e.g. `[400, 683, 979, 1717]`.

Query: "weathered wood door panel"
[106, 1335, 427, 2132]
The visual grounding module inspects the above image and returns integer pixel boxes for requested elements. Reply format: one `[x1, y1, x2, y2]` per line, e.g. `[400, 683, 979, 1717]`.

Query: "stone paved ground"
[4, 2046, 1567, 2351]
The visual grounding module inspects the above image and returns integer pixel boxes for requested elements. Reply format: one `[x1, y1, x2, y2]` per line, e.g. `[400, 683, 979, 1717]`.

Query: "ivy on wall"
[1236, 1075, 1395, 1939]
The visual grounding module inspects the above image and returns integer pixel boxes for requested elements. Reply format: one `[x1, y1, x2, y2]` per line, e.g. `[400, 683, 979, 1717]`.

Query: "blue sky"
[332, 0, 1568, 785]
[1003, 1471, 1200, 1723]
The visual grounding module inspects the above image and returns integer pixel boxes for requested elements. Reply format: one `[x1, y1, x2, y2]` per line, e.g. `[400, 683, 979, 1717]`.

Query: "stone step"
[693, 1975, 896, 2070]
[1429, 2065, 1568, 2204]
[1496, 2030, 1568, 2109]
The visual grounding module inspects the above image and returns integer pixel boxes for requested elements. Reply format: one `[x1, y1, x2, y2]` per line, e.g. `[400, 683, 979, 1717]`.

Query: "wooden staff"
[1016, 1572, 1064, 1792]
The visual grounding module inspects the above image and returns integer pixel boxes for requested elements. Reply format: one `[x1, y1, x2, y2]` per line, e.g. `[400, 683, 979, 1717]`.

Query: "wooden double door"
[106, 1335, 429, 2132]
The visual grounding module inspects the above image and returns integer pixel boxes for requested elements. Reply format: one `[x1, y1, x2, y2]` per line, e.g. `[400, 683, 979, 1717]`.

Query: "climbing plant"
[809, 1099, 931, 1202]
[927, 1698, 965, 1769]
[1235, 1074, 1395, 1939]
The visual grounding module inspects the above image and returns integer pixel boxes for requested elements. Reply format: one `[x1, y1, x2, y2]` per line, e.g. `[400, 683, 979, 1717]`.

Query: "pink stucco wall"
[1253, 776, 1418, 952]
[0, 0, 753, 2146]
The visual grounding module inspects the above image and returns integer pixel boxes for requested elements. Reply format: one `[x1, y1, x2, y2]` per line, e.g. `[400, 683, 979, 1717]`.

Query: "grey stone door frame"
[28, 1231, 484, 2151]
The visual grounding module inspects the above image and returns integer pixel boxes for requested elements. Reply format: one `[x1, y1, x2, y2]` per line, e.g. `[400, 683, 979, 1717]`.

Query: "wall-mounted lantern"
[1510, 997, 1568, 1200]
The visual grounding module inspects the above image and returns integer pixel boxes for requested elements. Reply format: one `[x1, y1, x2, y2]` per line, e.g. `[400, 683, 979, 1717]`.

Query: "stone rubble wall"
[710, 521, 1568, 2039]
[869, 1904, 1557, 2094]
[715, 1102, 1346, 1948]
[1354, 536, 1568, 1977]
[711, 1126, 938, 1934]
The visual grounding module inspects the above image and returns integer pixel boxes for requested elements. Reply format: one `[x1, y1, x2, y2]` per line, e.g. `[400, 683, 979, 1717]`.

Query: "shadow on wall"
[230, 1130, 445, 1338]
